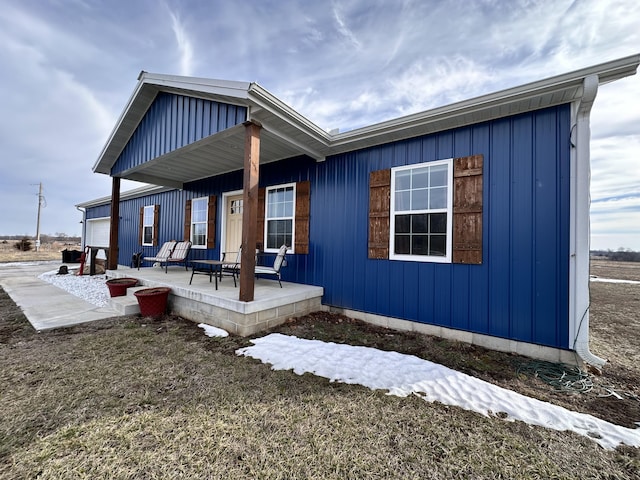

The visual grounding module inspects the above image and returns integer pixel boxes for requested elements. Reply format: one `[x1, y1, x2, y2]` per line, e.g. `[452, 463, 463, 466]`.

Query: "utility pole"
[35, 182, 43, 252]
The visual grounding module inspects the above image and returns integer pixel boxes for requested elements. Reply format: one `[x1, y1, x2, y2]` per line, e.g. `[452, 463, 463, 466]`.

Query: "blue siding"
[111, 93, 247, 176]
[87, 104, 571, 349]
[310, 105, 571, 349]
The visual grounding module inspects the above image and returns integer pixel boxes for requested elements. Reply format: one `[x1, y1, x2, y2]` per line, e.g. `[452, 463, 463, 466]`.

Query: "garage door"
[86, 218, 110, 247]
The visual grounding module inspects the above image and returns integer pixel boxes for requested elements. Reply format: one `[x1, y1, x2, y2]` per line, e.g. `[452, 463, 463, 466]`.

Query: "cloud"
[167, 7, 195, 76]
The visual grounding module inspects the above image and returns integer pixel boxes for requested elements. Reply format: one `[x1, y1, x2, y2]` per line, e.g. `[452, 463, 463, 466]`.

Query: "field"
[0, 255, 639, 478]
[0, 240, 74, 263]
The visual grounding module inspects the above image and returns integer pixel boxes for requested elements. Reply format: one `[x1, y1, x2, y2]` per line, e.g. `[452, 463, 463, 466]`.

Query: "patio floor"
[107, 265, 325, 336]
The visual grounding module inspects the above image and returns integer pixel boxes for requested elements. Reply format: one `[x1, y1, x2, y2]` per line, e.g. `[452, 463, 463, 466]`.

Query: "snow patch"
[237, 333, 640, 450]
[198, 323, 229, 337]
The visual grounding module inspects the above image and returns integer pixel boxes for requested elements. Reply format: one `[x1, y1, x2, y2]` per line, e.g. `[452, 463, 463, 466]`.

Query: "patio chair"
[139, 240, 176, 271]
[254, 244, 288, 287]
[162, 241, 192, 273]
[221, 246, 243, 287]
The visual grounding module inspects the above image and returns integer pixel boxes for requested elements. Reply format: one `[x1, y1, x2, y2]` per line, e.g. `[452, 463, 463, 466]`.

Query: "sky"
[0, 0, 638, 250]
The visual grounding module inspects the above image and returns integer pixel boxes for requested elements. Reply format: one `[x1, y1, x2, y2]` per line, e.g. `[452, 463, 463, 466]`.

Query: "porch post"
[107, 176, 120, 270]
[239, 121, 262, 302]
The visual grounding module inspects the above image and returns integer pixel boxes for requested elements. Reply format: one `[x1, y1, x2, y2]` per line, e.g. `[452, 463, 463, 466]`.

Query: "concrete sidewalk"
[0, 261, 119, 331]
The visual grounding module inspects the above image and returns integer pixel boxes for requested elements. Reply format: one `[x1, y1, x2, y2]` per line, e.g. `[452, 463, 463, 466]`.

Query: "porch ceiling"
[114, 122, 324, 188]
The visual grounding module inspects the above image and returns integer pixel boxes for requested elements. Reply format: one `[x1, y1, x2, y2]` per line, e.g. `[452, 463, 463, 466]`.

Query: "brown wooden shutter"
[139, 206, 144, 245]
[184, 199, 192, 242]
[368, 169, 391, 259]
[256, 187, 266, 251]
[294, 181, 310, 254]
[453, 155, 483, 264]
[152, 205, 160, 246]
[207, 195, 216, 249]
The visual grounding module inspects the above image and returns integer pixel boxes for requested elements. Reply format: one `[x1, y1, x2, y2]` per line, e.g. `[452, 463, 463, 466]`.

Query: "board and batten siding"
[311, 105, 571, 349]
[87, 104, 570, 350]
[111, 93, 247, 176]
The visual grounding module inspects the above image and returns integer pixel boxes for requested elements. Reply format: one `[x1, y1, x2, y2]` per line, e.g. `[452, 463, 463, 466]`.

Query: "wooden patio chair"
[254, 244, 288, 287]
[162, 241, 192, 273]
[139, 240, 176, 271]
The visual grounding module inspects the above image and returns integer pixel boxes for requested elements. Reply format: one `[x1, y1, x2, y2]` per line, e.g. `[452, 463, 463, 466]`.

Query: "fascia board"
[76, 185, 173, 208]
[247, 83, 332, 145]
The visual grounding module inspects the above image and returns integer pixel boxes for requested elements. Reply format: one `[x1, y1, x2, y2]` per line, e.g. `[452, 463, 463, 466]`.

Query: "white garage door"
[86, 218, 110, 248]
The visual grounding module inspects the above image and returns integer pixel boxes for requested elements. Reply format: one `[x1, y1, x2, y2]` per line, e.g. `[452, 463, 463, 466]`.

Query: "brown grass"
[0, 260, 639, 478]
[0, 241, 72, 263]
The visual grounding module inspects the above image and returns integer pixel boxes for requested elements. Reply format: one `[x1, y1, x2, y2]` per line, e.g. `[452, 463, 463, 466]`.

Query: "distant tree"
[14, 237, 32, 251]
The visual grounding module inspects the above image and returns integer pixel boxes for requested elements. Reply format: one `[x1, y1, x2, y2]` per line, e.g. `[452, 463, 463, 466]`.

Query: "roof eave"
[92, 72, 253, 175]
[329, 54, 640, 152]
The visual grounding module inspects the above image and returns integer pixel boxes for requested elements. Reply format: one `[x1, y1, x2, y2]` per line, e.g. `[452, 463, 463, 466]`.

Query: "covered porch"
[106, 265, 324, 336]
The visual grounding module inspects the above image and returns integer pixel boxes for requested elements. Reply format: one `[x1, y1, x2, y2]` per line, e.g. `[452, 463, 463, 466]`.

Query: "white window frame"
[264, 183, 296, 254]
[390, 158, 453, 263]
[142, 205, 155, 246]
[190, 196, 208, 249]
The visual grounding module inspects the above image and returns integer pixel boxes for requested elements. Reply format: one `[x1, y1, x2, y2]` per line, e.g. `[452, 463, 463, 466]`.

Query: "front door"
[225, 194, 243, 257]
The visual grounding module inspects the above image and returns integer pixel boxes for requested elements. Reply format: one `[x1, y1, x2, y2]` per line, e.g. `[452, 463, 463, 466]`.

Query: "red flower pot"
[105, 277, 139, 297]
[134, 287, 171, 317]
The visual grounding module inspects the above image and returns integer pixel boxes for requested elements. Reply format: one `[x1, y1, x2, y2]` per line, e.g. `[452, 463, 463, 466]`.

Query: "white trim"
[220, 189, 244, 260]
[190, 196, 209, 249]
[264, 182, 296, 254]
[389, 158, 453, 263]
[141, 205, 155, 246]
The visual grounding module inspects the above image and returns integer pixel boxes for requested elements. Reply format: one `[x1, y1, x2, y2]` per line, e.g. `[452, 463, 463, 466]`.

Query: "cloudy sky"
[0, 0, 638, 250]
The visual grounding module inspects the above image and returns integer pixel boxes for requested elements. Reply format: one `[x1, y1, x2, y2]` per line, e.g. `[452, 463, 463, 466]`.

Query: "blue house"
[79, 55, 639, 366]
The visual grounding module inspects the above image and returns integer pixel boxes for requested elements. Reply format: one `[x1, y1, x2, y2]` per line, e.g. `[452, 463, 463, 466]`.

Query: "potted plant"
[105, 277, 139, 297]
[133, 287, 171, 317]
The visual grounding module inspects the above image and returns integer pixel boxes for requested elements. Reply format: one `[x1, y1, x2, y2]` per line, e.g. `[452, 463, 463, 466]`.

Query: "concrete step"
[109, 294, 140, 315]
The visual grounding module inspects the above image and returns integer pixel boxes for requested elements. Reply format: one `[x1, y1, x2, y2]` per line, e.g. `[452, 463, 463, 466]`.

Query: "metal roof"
[93, 54, 639, 189]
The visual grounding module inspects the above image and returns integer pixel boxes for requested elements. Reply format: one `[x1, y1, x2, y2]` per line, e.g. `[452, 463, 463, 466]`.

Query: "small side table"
[189, 260, 224, 290]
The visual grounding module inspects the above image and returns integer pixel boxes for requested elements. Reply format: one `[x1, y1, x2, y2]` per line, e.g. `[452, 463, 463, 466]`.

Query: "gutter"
[569, 74, 606, 367]
[76, 206, 87, 249]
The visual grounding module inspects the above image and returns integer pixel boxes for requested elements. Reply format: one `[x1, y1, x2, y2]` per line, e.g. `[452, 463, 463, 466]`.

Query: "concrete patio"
[107, 264, 325, 335]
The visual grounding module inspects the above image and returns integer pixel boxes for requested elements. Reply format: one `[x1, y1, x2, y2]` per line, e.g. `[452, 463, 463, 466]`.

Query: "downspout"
[569, 74, 606, 367]
[76, 206, 86, 249]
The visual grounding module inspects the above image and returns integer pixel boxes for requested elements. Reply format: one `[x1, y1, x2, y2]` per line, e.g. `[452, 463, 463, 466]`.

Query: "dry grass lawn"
[0, 241, 71, 263]
[0, 258, 639, 478]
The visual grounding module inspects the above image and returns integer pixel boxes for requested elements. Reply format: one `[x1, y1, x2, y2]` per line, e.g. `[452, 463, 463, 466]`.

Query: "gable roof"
[93, 54, 639, 188]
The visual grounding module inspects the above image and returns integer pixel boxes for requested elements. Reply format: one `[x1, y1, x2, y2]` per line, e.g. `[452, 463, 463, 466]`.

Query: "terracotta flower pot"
[105, 277, 139, 297]
[133, 287, 171, 317]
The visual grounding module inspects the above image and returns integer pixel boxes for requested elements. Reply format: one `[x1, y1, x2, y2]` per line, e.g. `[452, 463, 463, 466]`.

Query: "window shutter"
[368, 169, 391, 259]
[453, 155, 483, 264]
[207, 195, 216, 249]
[295, 181, 310, 254]
[184, 199, 192, 242]
[152, 205, 160, 247]
[256, 188, 265, 251]
[139, 206, 144, 245]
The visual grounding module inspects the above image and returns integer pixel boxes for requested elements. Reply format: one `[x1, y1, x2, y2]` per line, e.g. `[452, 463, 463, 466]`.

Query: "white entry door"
[225, 194, 243, 256]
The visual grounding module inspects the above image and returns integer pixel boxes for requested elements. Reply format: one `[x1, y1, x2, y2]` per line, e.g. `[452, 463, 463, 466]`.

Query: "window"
[390, 159, 453, 262]
[142, 205, 155, 246]
[191, 197, 208, 247]
[264, 184, 295, 252]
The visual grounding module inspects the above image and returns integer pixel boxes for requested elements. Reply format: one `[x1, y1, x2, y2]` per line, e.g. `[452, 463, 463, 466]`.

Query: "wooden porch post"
[239, 121, 262, 302]
[107, 176, 120, 270]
